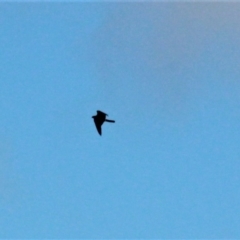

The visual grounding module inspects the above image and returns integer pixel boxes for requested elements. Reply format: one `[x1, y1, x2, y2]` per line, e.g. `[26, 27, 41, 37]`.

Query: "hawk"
[92, 110, 115, 135]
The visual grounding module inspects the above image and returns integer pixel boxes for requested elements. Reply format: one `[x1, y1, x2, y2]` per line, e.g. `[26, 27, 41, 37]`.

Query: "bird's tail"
[105, 119, 115, 123]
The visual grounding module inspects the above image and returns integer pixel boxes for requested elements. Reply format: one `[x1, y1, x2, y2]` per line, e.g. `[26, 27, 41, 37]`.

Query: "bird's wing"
[97, 110, 108, 116]
[105, 119, 115, 123]
[94, 119, 102, 135]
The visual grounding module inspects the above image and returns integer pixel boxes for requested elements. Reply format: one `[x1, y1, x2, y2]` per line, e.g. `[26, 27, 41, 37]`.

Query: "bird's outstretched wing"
[105, 119, 115, 123]
[94, 118, 102, 135]
[97, 110, 108, 116]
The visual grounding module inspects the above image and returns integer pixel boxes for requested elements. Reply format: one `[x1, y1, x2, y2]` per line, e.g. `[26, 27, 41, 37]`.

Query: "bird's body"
[92, 110, 115, 135]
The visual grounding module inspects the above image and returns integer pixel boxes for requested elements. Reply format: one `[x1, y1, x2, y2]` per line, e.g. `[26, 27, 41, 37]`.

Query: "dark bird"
[92, 110, 115, 135]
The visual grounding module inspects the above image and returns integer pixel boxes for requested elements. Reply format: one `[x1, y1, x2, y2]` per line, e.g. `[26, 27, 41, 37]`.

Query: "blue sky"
[0, 2, 240, 238]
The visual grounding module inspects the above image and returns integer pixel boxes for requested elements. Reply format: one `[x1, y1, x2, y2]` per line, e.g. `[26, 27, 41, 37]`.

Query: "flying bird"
[92, 110, 115, 135]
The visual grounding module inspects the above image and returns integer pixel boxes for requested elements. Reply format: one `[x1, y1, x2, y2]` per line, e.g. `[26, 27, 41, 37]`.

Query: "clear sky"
[0, 2, 240, 238]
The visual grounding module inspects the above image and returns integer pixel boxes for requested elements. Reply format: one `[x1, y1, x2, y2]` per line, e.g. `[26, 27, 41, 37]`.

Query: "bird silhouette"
[92, 110, 115, 135]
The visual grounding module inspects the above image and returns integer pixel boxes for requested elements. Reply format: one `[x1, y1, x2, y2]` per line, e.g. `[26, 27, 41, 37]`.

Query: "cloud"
[91, 3, 240, 119]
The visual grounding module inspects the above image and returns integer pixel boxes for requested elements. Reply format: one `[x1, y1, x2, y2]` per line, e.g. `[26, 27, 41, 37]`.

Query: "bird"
[92, 110, 115, 135]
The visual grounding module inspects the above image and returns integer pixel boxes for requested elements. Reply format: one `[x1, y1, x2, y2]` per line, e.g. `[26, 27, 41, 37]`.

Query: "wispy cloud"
[92, 3, 240, 118]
